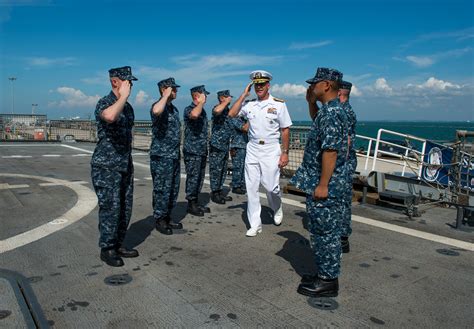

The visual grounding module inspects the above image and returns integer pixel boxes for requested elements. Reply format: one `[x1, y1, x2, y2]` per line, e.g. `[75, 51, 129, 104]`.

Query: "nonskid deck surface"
[0, 142, 473, 328]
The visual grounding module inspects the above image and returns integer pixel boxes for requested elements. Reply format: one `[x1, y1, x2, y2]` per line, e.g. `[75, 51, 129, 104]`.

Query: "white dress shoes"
[274, 206, 283, 226]
[246, 226, 262, 237]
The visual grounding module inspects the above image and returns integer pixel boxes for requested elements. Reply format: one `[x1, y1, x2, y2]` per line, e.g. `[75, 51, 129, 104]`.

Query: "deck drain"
[436, 249, 460, 256]
[104, 274, 132, 286]
[308, 297, 339, 310]
[0, 310, 12, 320]
[27, 276, 43, 283]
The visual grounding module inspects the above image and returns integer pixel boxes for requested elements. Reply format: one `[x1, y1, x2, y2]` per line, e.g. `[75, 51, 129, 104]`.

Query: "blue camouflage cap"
[340, 80, 352, 91]
[108, 66, 138, 81]
[190, 85, 210, 95]
[217, 90, 233, 99]
[158, 77, 180, 89]
[306, 67, 342, 84]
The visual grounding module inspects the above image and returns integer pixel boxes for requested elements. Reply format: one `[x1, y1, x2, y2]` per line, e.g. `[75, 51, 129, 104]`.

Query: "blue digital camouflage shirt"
[183, 102, 208, 156]
[209, 105, 232, 151]
[229, 117, 248, 149]
[149, 102, 181, 159]
[342, 101, 357, 159]
[91, 91, 134, 172]
[289, 98, 349, 205]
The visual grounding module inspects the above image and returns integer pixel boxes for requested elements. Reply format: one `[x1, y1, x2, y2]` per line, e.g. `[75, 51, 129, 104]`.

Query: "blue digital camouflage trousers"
[184, 152, 207, 201]
[231, 148, 246, 189]
[306, 196, 342, 280]
[209, 146, 228, 192]
[341, 154, 357, 237]
[150, 156, 180, 220]
[91, 163, 134, 249]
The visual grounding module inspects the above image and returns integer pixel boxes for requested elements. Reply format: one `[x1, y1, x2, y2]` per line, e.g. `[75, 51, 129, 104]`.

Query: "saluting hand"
[306, 87, 316, 104]
[243, 82, 253, 98]
[224, 96, 232, 105]
[162, 87, 173, 99]
[197, 93, 206, 105]
[119, 80, 132, 100]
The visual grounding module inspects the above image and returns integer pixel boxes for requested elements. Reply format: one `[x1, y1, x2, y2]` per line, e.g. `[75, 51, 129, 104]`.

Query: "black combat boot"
[164, 215, 183, 230]
[156, 217, 173, 235]
[116, 246, 139, 258]
[341, 236, 350, 253]
[199, 204, 211, 213]
[211, 191, 226, 204]
[100, 248, 124, 267]
[187, 200, 204, 216]
[232, 187, 246, 195]
[300, 273, 317, 285]
[219, 191, 233, 201]
[297, 277, 339, 298]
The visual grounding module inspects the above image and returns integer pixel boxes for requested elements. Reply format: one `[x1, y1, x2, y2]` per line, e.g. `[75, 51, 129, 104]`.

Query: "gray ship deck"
[0, 142, 473, 328]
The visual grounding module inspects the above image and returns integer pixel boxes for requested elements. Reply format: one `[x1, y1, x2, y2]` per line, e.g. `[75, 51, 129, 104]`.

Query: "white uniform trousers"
[245, 142, 282, 229]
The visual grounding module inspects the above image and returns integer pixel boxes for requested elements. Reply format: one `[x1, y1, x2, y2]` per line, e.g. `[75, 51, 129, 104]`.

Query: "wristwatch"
[282, 149, 289, 154]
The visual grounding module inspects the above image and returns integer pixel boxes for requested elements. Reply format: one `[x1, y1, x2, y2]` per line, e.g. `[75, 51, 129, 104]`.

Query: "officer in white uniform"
[229, 70, 292, 236]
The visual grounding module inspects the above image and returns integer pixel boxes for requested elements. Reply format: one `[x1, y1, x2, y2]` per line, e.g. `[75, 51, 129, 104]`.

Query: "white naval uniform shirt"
[239, 94, 292, 142]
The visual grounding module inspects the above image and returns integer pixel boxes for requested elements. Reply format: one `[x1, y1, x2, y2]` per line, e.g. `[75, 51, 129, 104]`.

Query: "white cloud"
[26, 56, 77, 67]
[270, 82, 363, 98]
[401, 27, 474, 49]
[359, 76, 470, 99]
[172, 53, 280, 68]
[134, 90, 149, 106]
[350, 85, 362, 97]
[49, 87, 100, 109]
[374, 78, 393, 94]
[405, 77, 464, 95]
[289, 40, 333, 50]
[406, 56, 434, 68]
[401, 47, 472, 68]
[271, 83, 307, 97]
[137, 53, 282, 84]
[417, 77, 461, 91]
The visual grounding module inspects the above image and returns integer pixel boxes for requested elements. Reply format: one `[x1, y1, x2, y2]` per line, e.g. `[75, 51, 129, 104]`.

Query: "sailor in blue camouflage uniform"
[229, 116, 249, 194]
[183, 85, 211, 217]
[150, 77, 184, 235]
[209, 90, 234, 204]
[91, 66, 139, 267]
[338, 80, 357, 253]
[290, 67, 349, 297]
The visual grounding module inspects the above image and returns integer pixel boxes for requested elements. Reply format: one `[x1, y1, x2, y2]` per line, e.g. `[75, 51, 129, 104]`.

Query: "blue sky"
[0, 0, 473, 121]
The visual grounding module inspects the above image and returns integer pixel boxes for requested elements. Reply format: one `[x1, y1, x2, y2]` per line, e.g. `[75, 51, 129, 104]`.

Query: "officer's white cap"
[249, 70, 272, 83]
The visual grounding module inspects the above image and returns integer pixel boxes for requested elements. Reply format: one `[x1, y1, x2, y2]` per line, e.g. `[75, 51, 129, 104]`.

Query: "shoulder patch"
[273, 97, 285, 103]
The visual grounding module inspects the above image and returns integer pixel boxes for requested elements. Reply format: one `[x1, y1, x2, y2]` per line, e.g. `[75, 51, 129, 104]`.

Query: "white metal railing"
[0, 118, 438, 179]
[364, 129, 428, 178]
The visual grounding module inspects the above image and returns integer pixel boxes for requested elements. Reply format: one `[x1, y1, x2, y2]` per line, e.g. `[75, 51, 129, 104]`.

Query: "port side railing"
[357, 129, 428, 178]
[0, 115, 442, 178]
